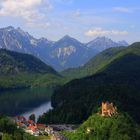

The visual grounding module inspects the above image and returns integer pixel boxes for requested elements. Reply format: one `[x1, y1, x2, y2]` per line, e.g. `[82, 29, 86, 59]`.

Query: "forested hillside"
[0, 49, 57, 75]
[61, 46, 126, 79]
[62, 43, 139, 80]
[38, 42, 140, 124]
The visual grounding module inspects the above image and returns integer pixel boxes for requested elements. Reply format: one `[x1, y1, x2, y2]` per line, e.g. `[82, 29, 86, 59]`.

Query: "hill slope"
[0, 49, 57, 75]
[62, 46, 126, 79]
[64, 113, 140, 140]
[62, 42, 140, 79]
[38, 42, 140, 124]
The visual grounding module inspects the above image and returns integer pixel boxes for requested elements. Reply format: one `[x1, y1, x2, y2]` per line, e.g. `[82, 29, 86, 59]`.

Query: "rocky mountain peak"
[93, 36, 114, 43]
[60, 35, 80, 43]
[1, 26, 15, 32]
[86, 36, 128, 52]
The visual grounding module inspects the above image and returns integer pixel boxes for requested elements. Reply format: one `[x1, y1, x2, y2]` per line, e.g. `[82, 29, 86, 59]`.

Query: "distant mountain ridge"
[86, 36, 128, 52]
[0, 49, 57, 75]
[0, 26, 129, 70]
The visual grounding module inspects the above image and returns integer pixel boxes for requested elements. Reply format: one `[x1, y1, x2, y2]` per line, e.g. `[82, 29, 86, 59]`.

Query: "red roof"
[37, 123, 46, 127]
[28, 126, 38, 132]
[28, 120, 35, 124]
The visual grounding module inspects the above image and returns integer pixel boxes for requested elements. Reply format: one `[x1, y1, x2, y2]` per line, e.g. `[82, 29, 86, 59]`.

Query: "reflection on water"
[0, 88, 53, 116]
[21, 101, 52, 121]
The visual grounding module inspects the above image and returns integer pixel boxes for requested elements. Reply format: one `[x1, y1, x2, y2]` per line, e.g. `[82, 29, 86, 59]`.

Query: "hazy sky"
[0, 0, 139, 43]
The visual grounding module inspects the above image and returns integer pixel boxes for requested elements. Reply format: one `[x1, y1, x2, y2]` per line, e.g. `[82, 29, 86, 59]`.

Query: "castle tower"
[101, 101, 117, 117]
[102, 102, 108, 116]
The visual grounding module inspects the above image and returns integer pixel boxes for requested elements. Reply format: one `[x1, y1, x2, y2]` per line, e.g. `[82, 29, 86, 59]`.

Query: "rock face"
[49, 35, 95, 70]
[0, 27, 128, 71]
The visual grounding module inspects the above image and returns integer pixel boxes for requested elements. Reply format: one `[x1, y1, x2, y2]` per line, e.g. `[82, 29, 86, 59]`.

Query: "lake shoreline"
[20, 101, 53, 121]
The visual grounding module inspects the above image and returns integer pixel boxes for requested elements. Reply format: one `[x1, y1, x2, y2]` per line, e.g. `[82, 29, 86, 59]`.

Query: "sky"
[0, 0, 140, 43]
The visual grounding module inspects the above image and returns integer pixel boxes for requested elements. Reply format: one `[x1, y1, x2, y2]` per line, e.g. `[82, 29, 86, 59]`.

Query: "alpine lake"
[0, 88, 53, 120]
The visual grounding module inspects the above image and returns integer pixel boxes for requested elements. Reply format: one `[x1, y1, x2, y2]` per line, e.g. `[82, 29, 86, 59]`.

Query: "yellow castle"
[101, 101, 117, 117]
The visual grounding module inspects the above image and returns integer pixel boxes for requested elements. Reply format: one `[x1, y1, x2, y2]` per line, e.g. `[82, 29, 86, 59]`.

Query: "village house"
[101, 101, 117, 116]
[14, 116, 27, 128]
[15, 116, 55, 137]
[25, 125, 39, 136]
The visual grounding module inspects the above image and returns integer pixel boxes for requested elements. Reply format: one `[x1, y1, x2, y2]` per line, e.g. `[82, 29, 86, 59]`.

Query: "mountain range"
[0, 26, 128, 71]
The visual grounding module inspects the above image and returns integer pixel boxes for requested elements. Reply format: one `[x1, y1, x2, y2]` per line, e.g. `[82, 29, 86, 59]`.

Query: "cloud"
[0, 0, 51, 28]
[72, 10, 81, 17]
[0, 0, 45, 17]
[85, 28, 128, 37]
[113, 7, 133, 13]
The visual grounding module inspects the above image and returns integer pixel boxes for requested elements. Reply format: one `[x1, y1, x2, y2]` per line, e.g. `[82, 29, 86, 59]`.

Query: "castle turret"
[101, 101, 117, 117]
